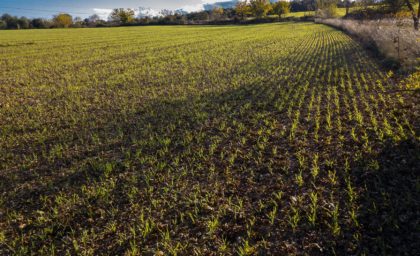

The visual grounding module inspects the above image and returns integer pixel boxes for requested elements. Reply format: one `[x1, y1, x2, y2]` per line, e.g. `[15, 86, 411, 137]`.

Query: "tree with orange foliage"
[53, 13, 73, 28]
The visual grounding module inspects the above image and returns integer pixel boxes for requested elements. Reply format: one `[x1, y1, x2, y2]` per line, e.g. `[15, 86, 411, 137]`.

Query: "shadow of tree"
[2, 66, 419, 254]
[355, 138, 419, 255]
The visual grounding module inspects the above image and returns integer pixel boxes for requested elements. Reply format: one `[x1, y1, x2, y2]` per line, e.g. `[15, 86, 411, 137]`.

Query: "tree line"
[0, 13, 105, 29]
[0, 0, 418, 30]
[0, 1, 292, 30]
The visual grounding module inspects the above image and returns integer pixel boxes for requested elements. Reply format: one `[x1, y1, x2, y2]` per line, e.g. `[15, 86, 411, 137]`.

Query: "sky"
[0, 0, 232, 19]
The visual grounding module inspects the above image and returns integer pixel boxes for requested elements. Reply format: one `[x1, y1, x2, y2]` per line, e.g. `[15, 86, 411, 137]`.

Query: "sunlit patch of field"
[0, 23, 418, 255]
[286, 7, 349, 17]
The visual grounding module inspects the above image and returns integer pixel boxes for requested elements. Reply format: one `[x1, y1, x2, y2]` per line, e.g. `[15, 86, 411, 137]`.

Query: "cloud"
[93, 8, 113, 20]
[180, 0, 240, 13]
[137, 7, 162, 18]
[179, 4, 205, 13]
[92, 0, 241, 20]
[93, 7, 162, 19]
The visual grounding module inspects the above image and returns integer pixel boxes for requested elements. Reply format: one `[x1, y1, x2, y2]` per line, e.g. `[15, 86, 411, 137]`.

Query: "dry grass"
[315, 18, 420, 69]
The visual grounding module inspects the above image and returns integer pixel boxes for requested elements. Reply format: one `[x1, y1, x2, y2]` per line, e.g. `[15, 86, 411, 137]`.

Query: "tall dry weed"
[316, 18, 420, 70]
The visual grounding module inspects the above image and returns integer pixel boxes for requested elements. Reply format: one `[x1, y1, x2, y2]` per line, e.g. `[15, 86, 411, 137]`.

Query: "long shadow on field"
[354, 138, 420, 255]
[1, 73, 419, 254]
[1, 81, 292, 253]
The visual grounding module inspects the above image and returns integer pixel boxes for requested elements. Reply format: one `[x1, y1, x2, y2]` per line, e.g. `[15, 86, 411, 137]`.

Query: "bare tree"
[109, 8, 135, 24]
[404, 0, 419, 30]
[345, 0, 351, 16]
[160, 9, 174, 17]
[88, 14, 100, 23]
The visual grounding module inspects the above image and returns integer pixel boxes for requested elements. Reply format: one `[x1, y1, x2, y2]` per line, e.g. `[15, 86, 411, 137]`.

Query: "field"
[0, 23, 419, 255]
[286, 7, 348, 18]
